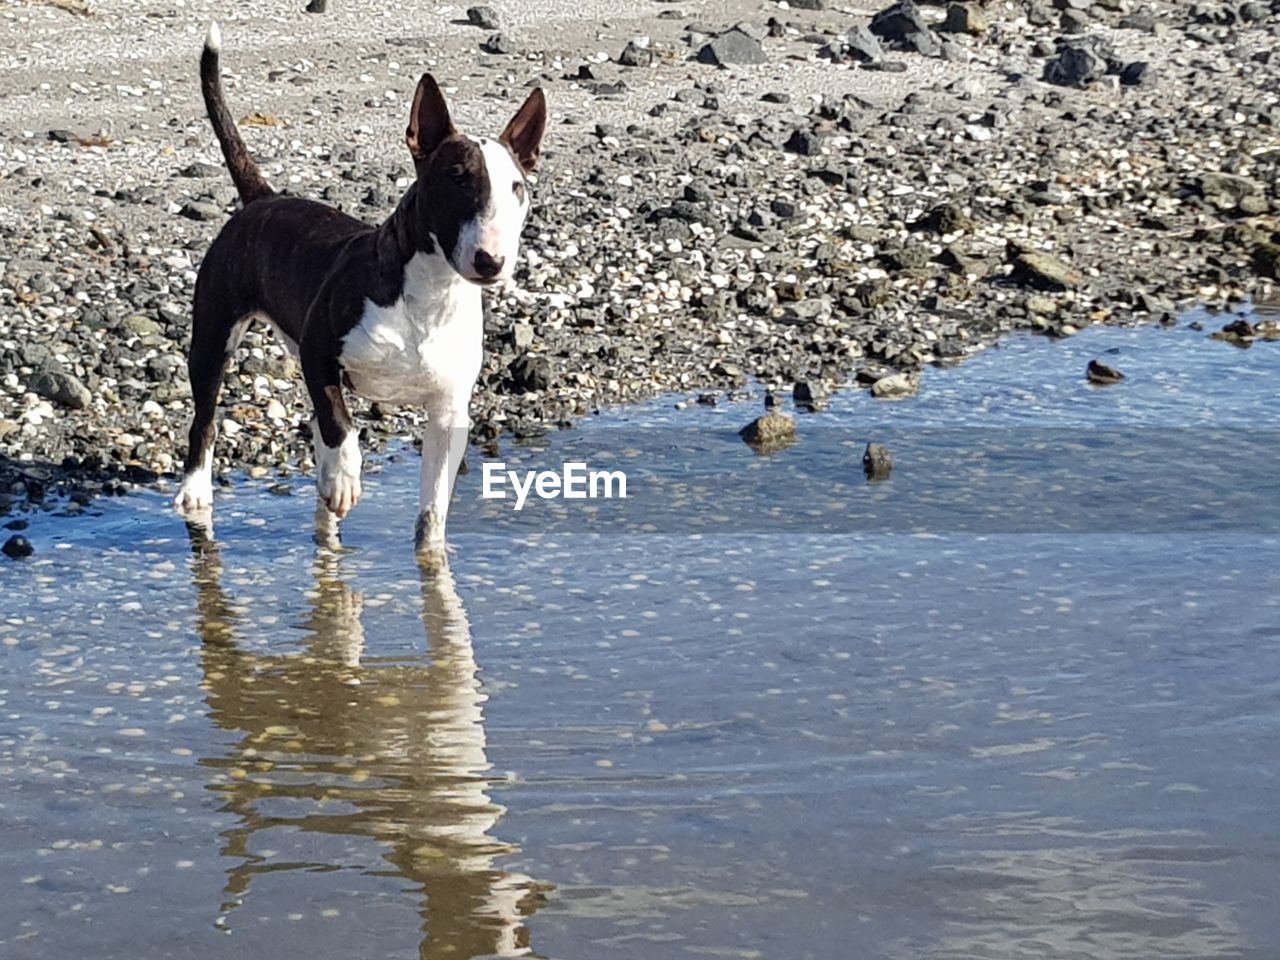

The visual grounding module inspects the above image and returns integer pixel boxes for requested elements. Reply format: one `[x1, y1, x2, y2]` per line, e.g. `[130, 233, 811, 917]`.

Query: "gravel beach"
[1, 0, 1278, 515]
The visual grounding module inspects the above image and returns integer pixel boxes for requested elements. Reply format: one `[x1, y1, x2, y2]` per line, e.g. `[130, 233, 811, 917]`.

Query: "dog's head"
[404, 75, 546, 286]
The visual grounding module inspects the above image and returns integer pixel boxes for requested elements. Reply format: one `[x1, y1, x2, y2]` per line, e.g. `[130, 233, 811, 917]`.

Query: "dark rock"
[910, 201, 973, 234]
[482, 32, 515, 54]
[2, 535, 32, 560]
[1196, 172, 1263, 206]
[1060, 8, 1091, 32]
[1251, 232, 1280, 279]
[1119, 61, 1154, 86]
[508, 354, 551, 392]
[47, 129, 76, 143]
[870, 0, 930, 43]
[1043, 43, 1107, 86]
[1086, 359, 1125, 384]
[863, 443, 893, 480]
[941, 3, 988, 35]
[784, 129, 823, 156]
[863, 60, 909, 72]
[697, 27, 767, 65]
[619, 40, 654, 67]
[793, 381, 825, 410]
[28, 367, 92, 409]
[789, 0, 825, 8]
[179, 161, 223, 178]
[1010, 249, 1083, 289]
[467, 5, 500, 29]
[180, 201, 221, 221]
[304, 0, 327, 12]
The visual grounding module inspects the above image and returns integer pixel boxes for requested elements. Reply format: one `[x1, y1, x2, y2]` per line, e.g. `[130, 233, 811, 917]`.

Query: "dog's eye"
[513, 180, 526, 202]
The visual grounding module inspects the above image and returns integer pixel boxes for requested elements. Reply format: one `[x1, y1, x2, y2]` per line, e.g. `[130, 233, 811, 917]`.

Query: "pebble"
[863, 443, 893, 481]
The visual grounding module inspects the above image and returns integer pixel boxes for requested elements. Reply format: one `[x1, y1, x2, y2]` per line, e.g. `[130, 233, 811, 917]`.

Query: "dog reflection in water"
[188, 527, 547, 956]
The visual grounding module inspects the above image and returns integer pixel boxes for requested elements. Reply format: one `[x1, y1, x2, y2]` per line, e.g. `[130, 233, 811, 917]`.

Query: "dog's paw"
[316, 432, 362, 519]
[173, 469, 214, 513]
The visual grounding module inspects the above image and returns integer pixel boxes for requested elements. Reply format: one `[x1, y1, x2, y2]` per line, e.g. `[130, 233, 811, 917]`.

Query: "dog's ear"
[499, 87, 547, 174]
[406, 74, 455, 162]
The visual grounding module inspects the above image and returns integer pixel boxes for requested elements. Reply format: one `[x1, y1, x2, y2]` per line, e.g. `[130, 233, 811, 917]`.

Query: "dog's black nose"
[473, 250, 505, 279]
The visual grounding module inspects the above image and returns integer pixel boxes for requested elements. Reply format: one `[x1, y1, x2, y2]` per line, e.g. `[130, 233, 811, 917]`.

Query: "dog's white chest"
[340, 251, 483, 406]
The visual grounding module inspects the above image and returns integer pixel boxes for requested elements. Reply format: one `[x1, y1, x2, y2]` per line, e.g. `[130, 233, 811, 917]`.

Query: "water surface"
[2, 317, 1279, 959]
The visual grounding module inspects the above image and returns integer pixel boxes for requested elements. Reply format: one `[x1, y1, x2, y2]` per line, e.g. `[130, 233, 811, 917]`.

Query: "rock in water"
[1086, 360, 1125, 384]
[863, 443, 893, 481]
[697, 27, 767, 65]
[740, 412, 796, 451]
[2, 535, 33, 560]
[1210, 318, 1257, 346]
[870, 372, 919, 399]
[793, 381, 825, 411]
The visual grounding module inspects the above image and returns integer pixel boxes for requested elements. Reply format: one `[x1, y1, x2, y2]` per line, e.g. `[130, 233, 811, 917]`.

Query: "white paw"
[316, 431, 362, 518]
[173, 467, 214, 513]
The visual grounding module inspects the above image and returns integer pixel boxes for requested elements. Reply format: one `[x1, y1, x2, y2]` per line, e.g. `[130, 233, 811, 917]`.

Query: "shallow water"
[3, 316, 1279, 959]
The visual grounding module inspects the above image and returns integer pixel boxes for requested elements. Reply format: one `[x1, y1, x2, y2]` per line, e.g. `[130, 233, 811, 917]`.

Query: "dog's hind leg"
[174, 292, 254, 514]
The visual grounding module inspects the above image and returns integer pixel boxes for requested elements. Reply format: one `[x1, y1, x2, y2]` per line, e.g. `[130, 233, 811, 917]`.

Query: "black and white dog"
[174, 24, 546, 559]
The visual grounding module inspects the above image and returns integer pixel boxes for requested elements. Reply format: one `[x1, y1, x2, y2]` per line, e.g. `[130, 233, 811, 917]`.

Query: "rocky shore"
[1, 0, 1278, 517]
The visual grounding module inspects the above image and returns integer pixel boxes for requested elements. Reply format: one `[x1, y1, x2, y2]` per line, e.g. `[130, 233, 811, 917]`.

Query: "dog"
[173, 23, 546, 560]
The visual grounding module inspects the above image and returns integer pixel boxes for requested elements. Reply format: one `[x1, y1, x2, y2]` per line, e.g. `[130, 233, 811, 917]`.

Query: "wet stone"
[740, 412, 796, 451]
[863, 442, 894, 481]
[1086, 359, 1126, 384]
[2, 534, 33, 559]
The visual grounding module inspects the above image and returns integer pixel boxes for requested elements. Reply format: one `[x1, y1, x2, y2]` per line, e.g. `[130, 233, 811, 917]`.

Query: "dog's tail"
[200, 23, 273, 206]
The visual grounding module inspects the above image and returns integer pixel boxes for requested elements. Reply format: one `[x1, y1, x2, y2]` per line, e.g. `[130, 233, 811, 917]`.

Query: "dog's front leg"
[302, 340, 362, 519]
[415, 403, 469, 562]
